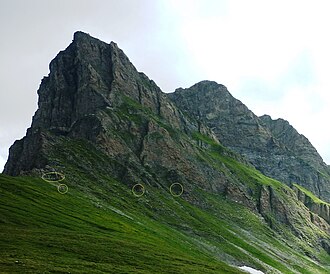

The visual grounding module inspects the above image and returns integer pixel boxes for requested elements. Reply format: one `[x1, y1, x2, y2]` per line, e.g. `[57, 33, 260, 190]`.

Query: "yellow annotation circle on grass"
[57, 184, 69, 194]
[132, 183, 145, 197]
[41, 172, 65, 183]
[169, 183, 184, 197]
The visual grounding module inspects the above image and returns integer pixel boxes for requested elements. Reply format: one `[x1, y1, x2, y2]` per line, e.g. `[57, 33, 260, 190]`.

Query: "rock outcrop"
[168, 81, 330, 202]
[293, 184, 330, 225]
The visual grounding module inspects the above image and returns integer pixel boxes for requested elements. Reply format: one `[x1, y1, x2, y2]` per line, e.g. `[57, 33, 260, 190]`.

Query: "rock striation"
[168, 81, 330, 202]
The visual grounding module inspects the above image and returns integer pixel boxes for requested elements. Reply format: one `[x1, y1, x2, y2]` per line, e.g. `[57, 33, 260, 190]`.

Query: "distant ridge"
[169, 81, 330, 202]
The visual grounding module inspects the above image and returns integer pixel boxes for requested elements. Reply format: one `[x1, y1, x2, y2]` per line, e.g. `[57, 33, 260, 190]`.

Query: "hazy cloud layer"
[1, 0, 330, 171]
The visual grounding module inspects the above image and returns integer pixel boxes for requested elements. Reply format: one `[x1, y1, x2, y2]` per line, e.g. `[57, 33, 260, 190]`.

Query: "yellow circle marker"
[169, 183, 184, 197]
[132, 183, 145, 197]
[41, 172, 65, 183]
[57, 184, 69, 194]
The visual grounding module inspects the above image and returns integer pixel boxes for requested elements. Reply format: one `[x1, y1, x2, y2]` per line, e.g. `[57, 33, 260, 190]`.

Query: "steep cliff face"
[260, 115, 330, 201]
[292, 183, 330, 225]
[169, 81, 330, 202]
[4, 32, 215, 177]
[168, 81, 274, 157]
[3, 32, 330, 268]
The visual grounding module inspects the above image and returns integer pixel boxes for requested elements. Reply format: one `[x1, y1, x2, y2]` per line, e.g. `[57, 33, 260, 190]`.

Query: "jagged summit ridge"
[4, 32, 215, 176]
[169, 80, 330, 202]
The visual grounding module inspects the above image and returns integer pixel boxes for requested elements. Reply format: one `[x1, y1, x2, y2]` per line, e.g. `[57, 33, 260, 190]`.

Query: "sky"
[1, 0, 330, 171]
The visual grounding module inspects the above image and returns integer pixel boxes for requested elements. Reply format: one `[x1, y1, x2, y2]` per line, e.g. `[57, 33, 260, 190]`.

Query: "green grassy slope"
[0, 174, 241, 274]
[293, 183, 330, 205]
[1, 136, 329, 273]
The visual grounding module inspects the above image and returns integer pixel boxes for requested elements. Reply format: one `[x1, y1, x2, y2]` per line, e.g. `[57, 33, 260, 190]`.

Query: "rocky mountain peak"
[174, 80, 230, 101]
[170, 81, 330, 202]
[73, 30, 93, 40]
[169, 81, 268, 151]
[182, 80, 226, 90]
[4, 32, 215, 176]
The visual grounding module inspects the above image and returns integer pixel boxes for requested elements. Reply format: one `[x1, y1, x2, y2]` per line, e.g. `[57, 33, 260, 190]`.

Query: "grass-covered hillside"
[1, 137, 329, 273]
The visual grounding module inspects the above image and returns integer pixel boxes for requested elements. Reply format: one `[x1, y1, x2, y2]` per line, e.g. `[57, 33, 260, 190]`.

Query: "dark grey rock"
[169, 81, 330, 202]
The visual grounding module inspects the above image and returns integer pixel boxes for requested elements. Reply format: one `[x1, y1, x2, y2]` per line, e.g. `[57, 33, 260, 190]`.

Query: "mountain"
[169, 81, 330, 203]
[1, 32, 330, 273]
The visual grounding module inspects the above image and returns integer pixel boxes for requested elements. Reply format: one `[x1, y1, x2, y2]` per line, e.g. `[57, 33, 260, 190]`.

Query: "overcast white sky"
[1, 0, 330, 171]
